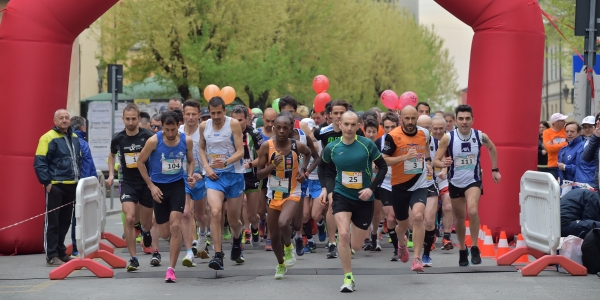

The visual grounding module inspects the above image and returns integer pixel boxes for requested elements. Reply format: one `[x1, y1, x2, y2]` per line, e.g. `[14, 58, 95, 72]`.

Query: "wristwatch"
[223, 160, 228, 167]
[492, 168, 499, 172]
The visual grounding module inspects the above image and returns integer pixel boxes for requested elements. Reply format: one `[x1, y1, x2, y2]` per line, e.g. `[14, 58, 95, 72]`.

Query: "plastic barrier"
[497, 171, 587, 276]
[98, 170, 127, 248]
[50, 177, 126, 280]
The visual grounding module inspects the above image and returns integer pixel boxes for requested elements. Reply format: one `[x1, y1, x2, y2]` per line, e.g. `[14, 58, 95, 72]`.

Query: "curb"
[106, 210, 121, 216]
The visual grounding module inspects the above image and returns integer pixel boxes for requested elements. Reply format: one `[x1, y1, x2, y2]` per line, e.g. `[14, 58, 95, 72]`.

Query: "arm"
[33, 134, 52, 188]
[433, 134, 450, 168]
[298, 143, 312, 171]
[228, 119, 245, 164]
[305, 136, 319, 172]
[319, 144, 331, 188]
[481, 132, 498, 169]
[136, 136, 157, 189]
[370, 156, 387, 191]
[543, 130, 567, 153]
[582, 134, 600, 162]
[198, 121, 216, 179]
[185, 137, 195, 178]
[381, 134, 407, 166]
[256, 142, 275, 180]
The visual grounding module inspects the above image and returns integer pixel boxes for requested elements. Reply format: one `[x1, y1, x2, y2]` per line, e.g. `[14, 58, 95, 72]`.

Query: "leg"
[292, 195, 304, 231]
[465, 187, 482, 249]
[181, 195, 195, 249]
[150, 214, 160, 251]
[268, 207, 284, 264]
[45, 185, 64, 260]
[441, 193, 453, 235]
[122, 202, 138, 258]
[71, 207, 77, 254]
[225, 194, 244, 240]
[410, 202, 426, 260]
[207, 189, 225, 252]
[57, 186, 76, 258]
[452, 197, 467, 249]
[279, 200, 300, 264]
[335, 212, 353, 274]
[168, 211, 183, 269]
[326, 194, 337, 243]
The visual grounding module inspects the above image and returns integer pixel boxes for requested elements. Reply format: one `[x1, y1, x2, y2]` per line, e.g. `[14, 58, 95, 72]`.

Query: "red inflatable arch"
[0, 0, 543, 254]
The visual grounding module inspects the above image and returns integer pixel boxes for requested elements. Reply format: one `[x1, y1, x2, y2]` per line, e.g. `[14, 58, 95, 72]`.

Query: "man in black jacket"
[34, 109, 82, 266]
[561, 189, 600, 237]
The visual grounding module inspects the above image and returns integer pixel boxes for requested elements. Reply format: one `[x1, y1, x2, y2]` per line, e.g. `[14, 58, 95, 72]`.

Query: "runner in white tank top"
[430, 116, 453, 251]
[433, 104, 501, 268]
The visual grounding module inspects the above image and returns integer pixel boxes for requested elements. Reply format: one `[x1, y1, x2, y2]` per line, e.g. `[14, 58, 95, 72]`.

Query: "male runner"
[314, 99, 365, 259]
[299, 118, 323, 253]
[256, 116, 311, 279]
[136, 111, 196, 283]
[362, 118, 383, 251]
[231, 105, 263, 248]
[433, 104, 501, 266]
[199, 97, 246, 270]
[278, 95, 301, 128]
[382, 105, 433, 272]
[322, 111, 387, 292]
[431, 116, 453, 250]
[106, 104, 154, 271]
[179, 100, 209, 267]
[258, 107, 277, 249]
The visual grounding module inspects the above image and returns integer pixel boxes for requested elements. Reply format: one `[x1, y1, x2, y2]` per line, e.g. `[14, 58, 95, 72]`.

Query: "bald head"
[54, 109, 69, 120]
[262, 108, 277, 132]
[417, 114, 431, 131]
[401, 105, 417, 117]
[264, 108, 277, 119]
[54, 109, 71, 133]
[341, 111, 359, 123]
[400, 105, 418, 133]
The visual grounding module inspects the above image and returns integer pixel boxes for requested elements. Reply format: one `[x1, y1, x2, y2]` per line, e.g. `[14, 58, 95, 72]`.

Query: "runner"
[433, 104, 501, 267]
[199, 96, 246, 270]
[431, 116, 453, 250]
[321, 111, 387, 292]
[106, 104, 154, 272]
[299, 118, 323, 253]
[314, 99, 365, 259]
[255, 115, 312, 279]
[362, 118, 383, 252]
[258, 108, 277, 250]
[136, 110, 196, 283]
[381, 105, 433, 273]
[231, 105, 264, 248]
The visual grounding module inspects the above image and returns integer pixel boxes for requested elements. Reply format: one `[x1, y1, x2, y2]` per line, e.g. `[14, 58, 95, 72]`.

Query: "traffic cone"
[478, 225, 485, 248]
[481, 229, 496, 257]
[495, 231, 509, 260]
[515, 234, 529, 263]
[464, 220, 472, 246]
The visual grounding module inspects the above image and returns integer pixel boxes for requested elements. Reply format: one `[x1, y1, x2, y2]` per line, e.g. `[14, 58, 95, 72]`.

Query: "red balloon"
[312, 75, 330, 94]
[397, 91, 418, 110]
[380, 90, 399, 110]
[314, 92, 331, 113]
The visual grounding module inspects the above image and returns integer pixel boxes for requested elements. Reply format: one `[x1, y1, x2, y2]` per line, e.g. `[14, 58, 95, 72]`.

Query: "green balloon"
[251, 108, 263, 115]
[272, 98, 280, 113]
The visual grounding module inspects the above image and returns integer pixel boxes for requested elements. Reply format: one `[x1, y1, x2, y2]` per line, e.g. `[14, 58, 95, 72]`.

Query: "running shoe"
[327, 243, 338, 259]
[304, 244, 311, 254]
[373, 240, 382, 251]
[391, 250, 399, 262]
[274, 264, 287, 279]
[202, 242, 211, 259]
[317, 222, 326, 242]
[182, 252, 196, 267]
[150, 251, 161, 266]
[442, 238, 454, 250]
[70, 251, 79, 258]
[407, 240, 414, 248]
[165, 267, 176, 283]
[209, 252, 225, 270]
[459, 248, 470, 267]
[192, 240, 199, 257]
[362, 238, 373, 251]
[265, 239, 273, 251]
[223, 226, 231, 240]
[127, 257, 139, 272]
[251, 227, 260, 248]
[295, 237, 305, 256]
[241, 230, 247, 244]
[470, 246, 482, 265]
[430, 235, 437, 252]
[284, 246, 296, 267]
[231, 245, 245, 264]
[244, 230, 251, 245]
[411, 257, 424, 272]
[422, 254, 432, 267]
[340, 275, 355, 293]
[398, 246, 410, 263]
[134, 221, 142, 237]
[142, 230, 152, 248]
[258, 219, 265, 238]
[307, 240, 317, 253]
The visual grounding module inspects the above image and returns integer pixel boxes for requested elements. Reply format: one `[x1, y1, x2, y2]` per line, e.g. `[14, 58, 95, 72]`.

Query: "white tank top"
[424, 136, 436, 187]
[447, 128, 483, 188]
[203, 117, 245, 174]
[308, 140, 321, 181]
[179, 125, 203, 174]
[407, 127, 431, 192]
[431, 135, 448, 190]
[379, 135, 392, 191]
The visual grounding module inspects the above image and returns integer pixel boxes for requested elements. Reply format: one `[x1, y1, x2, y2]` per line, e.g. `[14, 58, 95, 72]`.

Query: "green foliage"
[541, 0, 581, 74]
[98, 0, 459, 111]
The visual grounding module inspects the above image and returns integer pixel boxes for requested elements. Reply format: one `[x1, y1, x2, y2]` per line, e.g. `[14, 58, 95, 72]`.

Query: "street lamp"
[96, 64, 105, 93]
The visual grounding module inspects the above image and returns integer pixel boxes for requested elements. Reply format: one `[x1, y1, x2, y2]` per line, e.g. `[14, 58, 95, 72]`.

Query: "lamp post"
[96, 64, 105, 93]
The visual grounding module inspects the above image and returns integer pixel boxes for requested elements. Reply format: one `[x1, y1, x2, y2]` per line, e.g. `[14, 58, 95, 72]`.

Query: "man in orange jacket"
[543, 113, 568, 179]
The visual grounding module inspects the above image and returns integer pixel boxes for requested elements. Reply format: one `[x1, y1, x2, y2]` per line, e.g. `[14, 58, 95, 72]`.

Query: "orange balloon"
[220, 86, 236, 105]
[203, 84, 220, 101]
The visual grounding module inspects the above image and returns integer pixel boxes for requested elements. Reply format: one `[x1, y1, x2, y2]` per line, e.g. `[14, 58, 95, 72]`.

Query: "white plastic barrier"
[75, 177, 102, 259]
[520, 171, 561, 254]
[96, 170, 107, 233]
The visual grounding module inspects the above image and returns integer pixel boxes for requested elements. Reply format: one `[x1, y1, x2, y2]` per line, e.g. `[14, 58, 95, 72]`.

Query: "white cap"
[582, 116, 595, 125]
[301, 118, 316, 131]
[550, 113, 568, 124]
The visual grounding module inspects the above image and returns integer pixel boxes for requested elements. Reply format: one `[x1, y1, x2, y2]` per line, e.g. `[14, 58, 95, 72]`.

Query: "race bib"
[384, 166, 392, 180]
[434, 167, 442, 176]
[455, 154, 476, 170]
[244, 158, 253, 173]
[161, 159, 182, 174]
[209, 153, 227, 169]
[269, 175, 289, 193]
[342, 171, 362, 189]
[404, 158, 423, 174]
[124, 153, 139, 169]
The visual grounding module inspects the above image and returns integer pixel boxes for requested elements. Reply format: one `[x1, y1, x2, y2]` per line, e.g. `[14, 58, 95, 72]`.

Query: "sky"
[419, 0, 474, 89]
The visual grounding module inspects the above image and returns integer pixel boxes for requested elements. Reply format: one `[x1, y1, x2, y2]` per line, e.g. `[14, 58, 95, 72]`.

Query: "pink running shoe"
[411, 257, 424, 272]
[398, 246, 410, 263]
[165, 267, 176, 283]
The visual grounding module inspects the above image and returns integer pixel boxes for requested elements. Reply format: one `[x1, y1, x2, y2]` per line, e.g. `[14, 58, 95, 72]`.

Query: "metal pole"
[545, 44, 549, 120]
[559, 42, 563, 114]
[585, 0, 597, 117]
[110, 65, 116, 210]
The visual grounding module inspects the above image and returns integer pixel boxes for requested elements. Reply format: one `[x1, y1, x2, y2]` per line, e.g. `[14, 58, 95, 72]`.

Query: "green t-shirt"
[322, 135, 382, 201]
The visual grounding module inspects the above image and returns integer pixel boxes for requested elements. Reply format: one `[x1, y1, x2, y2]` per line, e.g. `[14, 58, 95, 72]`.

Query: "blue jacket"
[558, 136, 583, 183]
[74, 130, 97, 178]
[582, 135, 600, 190]
[34, 126, 82, 186]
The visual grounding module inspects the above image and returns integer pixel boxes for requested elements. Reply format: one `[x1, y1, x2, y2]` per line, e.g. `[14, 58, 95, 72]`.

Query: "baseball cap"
[301, 118, 316, 131]
[582, 116, 595, 125]
[159, 106, 168, 114]
[550, 113, 568, 124]
[200, 107, 210, 118]
[255, 117, 264, 128]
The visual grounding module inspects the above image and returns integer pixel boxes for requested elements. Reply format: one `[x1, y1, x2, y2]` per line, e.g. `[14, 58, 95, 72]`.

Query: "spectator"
[582, 113, 600, 191]
[538, 121, 550, 172]
[34, 109, 82, 266]
[560, 189, 600, 237]
[543, 113, 568, 179]
[581, 115, 595, 146]
[557, 122, 582, 184]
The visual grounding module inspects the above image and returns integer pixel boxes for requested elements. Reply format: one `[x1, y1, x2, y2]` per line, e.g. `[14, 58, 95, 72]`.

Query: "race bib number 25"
[342, 171, 362, 189]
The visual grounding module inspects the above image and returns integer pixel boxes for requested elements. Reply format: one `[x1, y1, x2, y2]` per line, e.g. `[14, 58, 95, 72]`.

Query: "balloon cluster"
[312, 75, 330, 113]
[380, 90, 418, 111]
[204, 84, 236, 104]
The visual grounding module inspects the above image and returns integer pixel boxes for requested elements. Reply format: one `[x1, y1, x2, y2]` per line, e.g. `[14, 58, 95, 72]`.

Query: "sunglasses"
[150, 125, 162, 130]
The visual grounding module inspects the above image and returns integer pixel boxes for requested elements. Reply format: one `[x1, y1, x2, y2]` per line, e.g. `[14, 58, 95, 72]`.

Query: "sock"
[407, 230, 413, 242]
[371, 234, 377, 243]
[317, 218, 325, 226]
[303, 222, 313, 239]
[424, 230, 435, 256]
[132, 256, 138, 261]
[295, 233, 302, 240]
[344, 272, 354, 280]
[224, 218, 229, 228]
[443, 232, 451, 240]
[377, 221, 384, 235]
[251, 225, 259, 235]
[389, 229, 399, 251]
[187, 248, 193, 255]
[233, 233, 242, 246]
[308, 238, 314, 243]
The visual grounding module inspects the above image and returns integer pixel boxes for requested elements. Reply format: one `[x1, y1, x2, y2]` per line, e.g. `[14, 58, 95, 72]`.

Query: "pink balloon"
[313, 75, 330, 94]
[397, 91, 418, 110]
[380, 90, 399, 110]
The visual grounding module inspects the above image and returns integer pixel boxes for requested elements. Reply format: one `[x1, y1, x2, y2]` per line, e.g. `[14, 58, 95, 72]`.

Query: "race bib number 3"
[209, 153, 227, 169]
[455, 154, 476, 170]
[342, 171, 363, 189]
[404, 158, 423, 174]
[124, 153, 139, 169]
[269, 175, 290, 193]
[161, 159, 182, 174]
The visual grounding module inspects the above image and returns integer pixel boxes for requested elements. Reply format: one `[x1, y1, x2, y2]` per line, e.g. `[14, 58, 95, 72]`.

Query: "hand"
[45, 184, 52, 193]
[149, 184, 163, 203]
[106, 176, 114, 187]
[204, 166, 219, 180]
[317, 188, 328, 205]
[192, 173, 203, 181]
[558, 163, 565, 171]
[358, 188, 373, 201]
[438, 169, 447, 180]
[492, 171, 501, 184]
[187, 176, 196, 189]
[296, 170, 306, 183]
[442, 157, 453, 167]
[272, 153, 283, 166]
[244, 163, 250, 169]
[426, 164, 433, 177]
[405, 148, 417, 160]
[594, 126, 600, 138]
[541, 149, 547, 155]
[211, 158, 226, 169]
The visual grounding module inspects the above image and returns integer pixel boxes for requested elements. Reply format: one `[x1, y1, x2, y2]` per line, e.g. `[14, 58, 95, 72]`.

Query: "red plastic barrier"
[436, 0, 545, 239]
